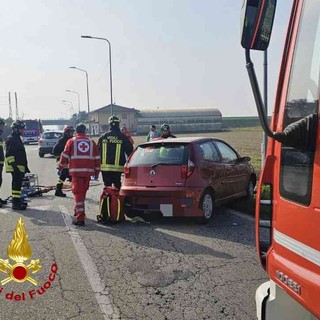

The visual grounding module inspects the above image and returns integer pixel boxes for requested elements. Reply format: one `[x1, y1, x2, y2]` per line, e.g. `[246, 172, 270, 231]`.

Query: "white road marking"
[59, 205, 120, 320]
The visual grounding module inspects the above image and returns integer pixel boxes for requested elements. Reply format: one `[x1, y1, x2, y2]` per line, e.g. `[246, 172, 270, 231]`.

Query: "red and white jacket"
[59, 133, 100, 177]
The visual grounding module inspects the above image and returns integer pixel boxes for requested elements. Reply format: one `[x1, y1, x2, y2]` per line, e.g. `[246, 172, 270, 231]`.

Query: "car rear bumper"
[38, 147, 54, 154]
[120, 186, 203, 217]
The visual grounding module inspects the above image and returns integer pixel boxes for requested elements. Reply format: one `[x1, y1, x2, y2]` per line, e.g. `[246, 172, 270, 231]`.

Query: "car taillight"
[181, 160, 195, 179]
[124, 166, 130, 178]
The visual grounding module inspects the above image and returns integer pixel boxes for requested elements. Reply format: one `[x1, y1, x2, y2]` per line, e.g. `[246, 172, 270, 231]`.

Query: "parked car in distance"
[38, 131, 63, 158]
[120, 137, 256, 222]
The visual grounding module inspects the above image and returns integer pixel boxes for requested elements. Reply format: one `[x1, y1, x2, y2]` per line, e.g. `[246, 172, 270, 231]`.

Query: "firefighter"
[160, 123, 176, 139]
[0, 118, 7, 207]
[59, 123, 100, 226]
[98, 115, 133, 189]
[53, 125, 74, 197]
[5, 120, 30, 210]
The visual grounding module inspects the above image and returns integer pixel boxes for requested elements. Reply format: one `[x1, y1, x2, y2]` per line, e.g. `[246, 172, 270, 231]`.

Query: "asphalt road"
[0, 144, 267, 320]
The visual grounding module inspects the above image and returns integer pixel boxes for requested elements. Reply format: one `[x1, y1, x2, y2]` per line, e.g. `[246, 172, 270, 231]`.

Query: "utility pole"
[8, 92, 12, 119]
[15, 92, 19, 120]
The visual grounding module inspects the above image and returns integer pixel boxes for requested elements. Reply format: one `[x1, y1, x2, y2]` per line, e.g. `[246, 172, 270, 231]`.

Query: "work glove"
[57, 169, 62, 176]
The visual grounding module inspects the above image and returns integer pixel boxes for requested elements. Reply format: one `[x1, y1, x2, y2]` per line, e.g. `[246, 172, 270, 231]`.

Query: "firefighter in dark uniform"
[98, 115, 133, 189]
[53, 125, 74, 197]
[160, 123, 176, 139]
[0, 118, 7, 207]
[5, 120, 30, 210]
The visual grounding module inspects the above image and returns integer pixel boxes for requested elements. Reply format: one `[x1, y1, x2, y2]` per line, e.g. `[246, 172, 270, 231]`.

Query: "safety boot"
[12, 199, 27, 211]
[0, 198, 7, 205]
[55, 187, 66, 197]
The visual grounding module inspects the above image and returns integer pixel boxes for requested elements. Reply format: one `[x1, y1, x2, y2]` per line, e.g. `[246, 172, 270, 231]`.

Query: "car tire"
[39, 153, 45, 158]
[245, 178, 255, 200]
[200, 190, 214, 223]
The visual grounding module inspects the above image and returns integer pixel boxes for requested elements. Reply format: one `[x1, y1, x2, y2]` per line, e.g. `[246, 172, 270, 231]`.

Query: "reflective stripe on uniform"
[115, 144, 121, 167]
[6, 156, 15, 163]
[12, 190, 21, 198]
[100, 164, 123, 172]
[102, 140, 107, 165]
[69, 168, 95, 173]
[6, 164, 25, 173]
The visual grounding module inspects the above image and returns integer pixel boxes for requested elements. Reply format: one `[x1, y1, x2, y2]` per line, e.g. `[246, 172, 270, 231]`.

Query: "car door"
[198, 140, 226, 201]
[214, 140, 248, 197]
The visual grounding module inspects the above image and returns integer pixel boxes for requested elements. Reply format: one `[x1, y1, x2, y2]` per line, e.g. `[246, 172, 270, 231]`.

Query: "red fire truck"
[22, 119, 43, 144]
[241, 1, 319, 319]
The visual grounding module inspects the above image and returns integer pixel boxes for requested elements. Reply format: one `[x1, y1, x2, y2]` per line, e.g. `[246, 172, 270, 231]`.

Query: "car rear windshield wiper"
[151, 162, 171, 168]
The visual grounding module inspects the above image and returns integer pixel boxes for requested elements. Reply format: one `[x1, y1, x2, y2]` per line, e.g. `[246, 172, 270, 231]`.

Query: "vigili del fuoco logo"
[0, 218, 58, 301]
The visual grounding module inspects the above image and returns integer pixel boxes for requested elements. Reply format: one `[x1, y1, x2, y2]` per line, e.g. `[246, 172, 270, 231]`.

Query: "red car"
[120, 137, 256, 222]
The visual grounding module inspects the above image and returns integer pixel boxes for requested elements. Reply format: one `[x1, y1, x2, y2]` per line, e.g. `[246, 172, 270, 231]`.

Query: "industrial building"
[89, 104, 222, 135]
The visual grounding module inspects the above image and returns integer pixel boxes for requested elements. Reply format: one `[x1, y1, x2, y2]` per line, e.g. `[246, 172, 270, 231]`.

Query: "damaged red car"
[120, 137, 256, 222]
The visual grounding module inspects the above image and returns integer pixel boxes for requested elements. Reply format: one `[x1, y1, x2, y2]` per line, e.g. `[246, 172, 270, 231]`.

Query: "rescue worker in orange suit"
[121, 126, 134, 146]
[0, 118, 7, 207]
[5, 120, 30, 210]
[53, 125, 74, 197]
[59, 123, 100, 226]
[98, 115, 133, 189]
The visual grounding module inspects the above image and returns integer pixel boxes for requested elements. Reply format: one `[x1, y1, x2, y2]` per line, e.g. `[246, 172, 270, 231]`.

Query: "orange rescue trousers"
[71, 176, 90, 222]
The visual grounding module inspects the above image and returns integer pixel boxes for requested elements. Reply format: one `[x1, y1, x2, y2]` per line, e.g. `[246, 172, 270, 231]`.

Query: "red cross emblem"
[77, 141, 89, 153]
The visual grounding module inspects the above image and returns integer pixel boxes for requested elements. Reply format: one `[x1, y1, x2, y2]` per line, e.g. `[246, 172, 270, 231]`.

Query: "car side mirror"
[237, 156, 251, 163]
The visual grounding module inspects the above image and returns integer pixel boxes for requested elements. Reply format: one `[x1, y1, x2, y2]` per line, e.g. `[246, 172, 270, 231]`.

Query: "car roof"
[42, 131, 63, 134]
[141, 136, 220, 145]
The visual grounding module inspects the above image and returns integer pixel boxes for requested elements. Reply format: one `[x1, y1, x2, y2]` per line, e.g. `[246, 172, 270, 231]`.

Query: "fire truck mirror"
[240, 0, 277, 51]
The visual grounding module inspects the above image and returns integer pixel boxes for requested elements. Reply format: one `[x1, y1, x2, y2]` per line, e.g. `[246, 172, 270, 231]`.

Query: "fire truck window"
[280, 0, 320, 205]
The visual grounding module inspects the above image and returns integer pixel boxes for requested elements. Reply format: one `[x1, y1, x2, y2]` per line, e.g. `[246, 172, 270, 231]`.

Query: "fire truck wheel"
[200, 190, 214, 224]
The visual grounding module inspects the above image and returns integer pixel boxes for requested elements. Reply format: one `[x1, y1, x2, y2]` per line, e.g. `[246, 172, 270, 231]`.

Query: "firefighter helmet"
[11, 120, 26, 129]
[0, 118, 5, 126]
[76, 123, 87, 133]
[160, 123, 170, 132]
[108, 115, 120, 126]
[63, 125, 74, 135]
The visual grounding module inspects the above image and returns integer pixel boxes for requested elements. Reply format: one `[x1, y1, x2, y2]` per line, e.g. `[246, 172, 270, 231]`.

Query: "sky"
[0, 1, 292, 120]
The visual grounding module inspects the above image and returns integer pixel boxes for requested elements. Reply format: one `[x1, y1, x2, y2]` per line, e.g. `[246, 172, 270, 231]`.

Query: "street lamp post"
[65, 90, 80, 113]
[62, 100, 74, 117]
[81, 35, 114, 115]
[69, 66, 91, 137]
[62, 100, 76, 127]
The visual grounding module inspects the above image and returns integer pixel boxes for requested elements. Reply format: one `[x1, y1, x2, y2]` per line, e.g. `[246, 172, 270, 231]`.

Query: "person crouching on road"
[59, 123, 100, 226]
[0, 118, 7, 207]
[53, 125, 74, 197]
[98, 115, 133, 189]
[5, 120, 30, 210]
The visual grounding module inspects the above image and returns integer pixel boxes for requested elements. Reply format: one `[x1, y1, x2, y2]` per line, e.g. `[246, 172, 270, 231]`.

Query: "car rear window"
[129, 143, 188, 166]
[42, 132, 62, 139]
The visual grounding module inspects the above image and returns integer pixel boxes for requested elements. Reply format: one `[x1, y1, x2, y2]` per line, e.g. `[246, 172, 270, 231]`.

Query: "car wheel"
[246, 178, 255, 200]
[200, 190, 214, 223]
[39, 153, 45, 158]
